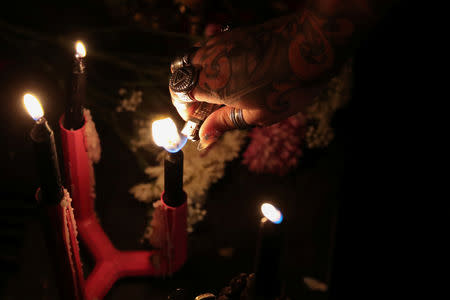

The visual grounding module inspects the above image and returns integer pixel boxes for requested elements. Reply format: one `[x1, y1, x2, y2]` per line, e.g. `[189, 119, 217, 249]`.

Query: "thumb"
[198, 106, 253, 150]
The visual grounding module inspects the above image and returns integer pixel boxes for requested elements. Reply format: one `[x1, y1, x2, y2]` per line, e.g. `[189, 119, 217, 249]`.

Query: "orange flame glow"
[23, 93, 44, 121]
[152, 118, 187, 152]
[261, 203, 283, 224]
[75, 41, 86, 58]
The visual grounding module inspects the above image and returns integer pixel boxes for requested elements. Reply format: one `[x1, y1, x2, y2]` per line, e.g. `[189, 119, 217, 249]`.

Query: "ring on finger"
[230, 108, 252, 129]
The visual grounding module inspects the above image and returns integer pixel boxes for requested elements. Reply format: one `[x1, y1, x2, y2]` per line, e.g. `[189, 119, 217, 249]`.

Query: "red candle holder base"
[78, 216, 171, 300]
[149, 192, 188, 276]
[59, 115, 187, 300]
[35, 188, 85, 300]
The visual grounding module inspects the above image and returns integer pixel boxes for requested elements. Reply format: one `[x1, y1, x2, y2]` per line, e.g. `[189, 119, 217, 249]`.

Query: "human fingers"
[197, 106, 269, 150]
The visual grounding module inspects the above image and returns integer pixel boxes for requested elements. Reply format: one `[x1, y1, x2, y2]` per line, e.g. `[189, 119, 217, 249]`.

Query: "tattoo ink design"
[288, 11, 334, 81]
[266, 82, 298, 113]
[198, 43, 232, 93]
[195, 30, 282, 104]
[185, 1, 371, 123]
[322, 18, 354, 45]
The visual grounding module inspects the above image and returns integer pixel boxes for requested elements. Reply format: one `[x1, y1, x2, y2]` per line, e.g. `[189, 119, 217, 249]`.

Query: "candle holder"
[59, 113, 188, 300]
[25, 93, 84, 300]
[152, 192, 188, 275]
[35, 188, 85, 300]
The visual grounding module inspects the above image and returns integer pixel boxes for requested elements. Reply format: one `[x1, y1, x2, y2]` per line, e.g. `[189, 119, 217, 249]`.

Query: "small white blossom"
[306, 59, 352, 149]
[116, 89, 143, 112]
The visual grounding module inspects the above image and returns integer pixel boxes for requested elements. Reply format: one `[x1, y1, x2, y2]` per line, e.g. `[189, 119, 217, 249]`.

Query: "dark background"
[0, 1, 420, 299]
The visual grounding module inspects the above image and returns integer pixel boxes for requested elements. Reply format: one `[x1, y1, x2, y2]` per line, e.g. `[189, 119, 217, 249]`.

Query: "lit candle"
[24, 93, 63, 203]
[152, 117, 187, 207]
[254, 203, 284, 299]
[64, 41, 86, 130]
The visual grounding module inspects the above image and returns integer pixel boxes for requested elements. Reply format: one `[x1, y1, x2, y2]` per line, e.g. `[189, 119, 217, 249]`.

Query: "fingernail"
[197, 137, 218, 151]
[197, 141, 211, 151]
[197, 131, 221, 151]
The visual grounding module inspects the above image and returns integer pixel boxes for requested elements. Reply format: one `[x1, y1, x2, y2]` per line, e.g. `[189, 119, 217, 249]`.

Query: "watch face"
[169, 66, 198, 93]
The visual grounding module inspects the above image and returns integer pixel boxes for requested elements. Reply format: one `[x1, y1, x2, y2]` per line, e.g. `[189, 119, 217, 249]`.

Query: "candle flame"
[261, 203, 283, 224]
[152, 118, 187, 153]
[75, 41, 86, 58]
[23, 93, 44, 121]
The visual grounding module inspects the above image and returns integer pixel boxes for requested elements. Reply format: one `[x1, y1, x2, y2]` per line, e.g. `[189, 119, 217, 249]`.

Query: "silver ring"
[169, 47, 201, 102]
[230, 108, 251, 129]
[169, 65, 199, 102]
[170, 47, 200, 73]
[170, 54, 191, 73]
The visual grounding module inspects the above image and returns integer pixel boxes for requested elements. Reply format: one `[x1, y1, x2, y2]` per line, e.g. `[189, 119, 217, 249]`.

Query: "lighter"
[180, 102, 220, 141]
[169, 64, 220, 141]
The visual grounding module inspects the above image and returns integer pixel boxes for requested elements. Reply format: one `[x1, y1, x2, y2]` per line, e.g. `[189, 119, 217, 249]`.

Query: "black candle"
[152, 118, 187, 207]
[164, 150, 185, 206]
[24, 94, 64, 204]
[254, 203, 284, 300]
[64, 41, 86, 130]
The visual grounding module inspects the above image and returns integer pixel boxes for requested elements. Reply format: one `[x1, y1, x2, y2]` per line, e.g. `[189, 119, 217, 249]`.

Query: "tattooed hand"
[171, 1, 392, 149]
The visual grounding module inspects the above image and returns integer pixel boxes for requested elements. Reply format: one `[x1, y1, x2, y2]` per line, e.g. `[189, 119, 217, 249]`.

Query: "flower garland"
[241, 59, 352, 175]
[115, 89, 143, 113]
[242, 113, 307, 176]
[305, 59, 353, 149]
[83, 109, 101, 201]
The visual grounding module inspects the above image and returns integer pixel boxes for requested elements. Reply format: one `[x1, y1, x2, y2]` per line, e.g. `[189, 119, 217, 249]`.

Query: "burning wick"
[75, 41, 86, 59]
[65, 40, 87, 130]
[24, 94, 44, 121]
[152, 118, 187, 207]
[261, 203, 283, 224]
[254, 202, 284, 299]
[24, 93, 63, 204]
[152, 118, 187, 153]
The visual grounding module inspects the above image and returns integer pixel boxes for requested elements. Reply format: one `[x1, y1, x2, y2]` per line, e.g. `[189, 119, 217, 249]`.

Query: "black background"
[1, 1, 422, 299]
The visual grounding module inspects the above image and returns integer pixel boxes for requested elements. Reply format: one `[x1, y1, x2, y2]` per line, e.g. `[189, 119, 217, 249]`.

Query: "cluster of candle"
[24, 41, 191, 299]
[23, 41, 88, 300]
[24, 39, 285, 299]
[24, 41, 87, 200]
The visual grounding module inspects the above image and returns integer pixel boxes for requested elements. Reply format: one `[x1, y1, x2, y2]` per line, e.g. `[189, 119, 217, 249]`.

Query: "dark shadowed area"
[1, 1, 418, 299]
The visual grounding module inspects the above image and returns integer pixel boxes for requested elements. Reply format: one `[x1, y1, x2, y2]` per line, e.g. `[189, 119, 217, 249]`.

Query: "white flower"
[116, 89, 143, 112]
[305, 59, 352, 149]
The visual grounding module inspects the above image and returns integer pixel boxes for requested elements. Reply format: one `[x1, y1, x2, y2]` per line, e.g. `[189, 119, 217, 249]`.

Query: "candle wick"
[36, 117, 45, 124]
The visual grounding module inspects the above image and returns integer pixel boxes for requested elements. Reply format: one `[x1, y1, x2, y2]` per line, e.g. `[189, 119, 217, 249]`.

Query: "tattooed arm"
[172, 1, 393, 149]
